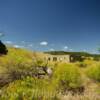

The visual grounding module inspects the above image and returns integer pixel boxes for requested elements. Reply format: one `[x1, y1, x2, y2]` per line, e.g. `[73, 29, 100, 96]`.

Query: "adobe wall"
[44, 54, 70, 63]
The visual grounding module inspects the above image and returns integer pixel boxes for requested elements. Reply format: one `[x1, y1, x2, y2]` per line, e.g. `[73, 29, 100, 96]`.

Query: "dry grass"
[60, 92, 100, 100]
[60, 80, 100, 100]
[0, 48, 100, 100]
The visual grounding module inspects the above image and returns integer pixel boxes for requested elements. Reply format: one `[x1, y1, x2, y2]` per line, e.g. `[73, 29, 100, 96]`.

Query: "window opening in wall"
[53, 57, 57, 61]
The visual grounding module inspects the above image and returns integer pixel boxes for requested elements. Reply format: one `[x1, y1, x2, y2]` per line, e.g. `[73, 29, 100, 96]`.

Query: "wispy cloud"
[13, 45, 20, 48]
[4, 41, 13, 44]
[21, 41, 25, 44]
[50, 48, 55, 51]
[40, 41, 48, 46]
[28, 44, 33, 47]
[83, 49, 87, 52]
[0, 33, 4, 37]
[63, 46, 68, 50]
[13, 45, 24, 48]
[69, 49, 73, 51]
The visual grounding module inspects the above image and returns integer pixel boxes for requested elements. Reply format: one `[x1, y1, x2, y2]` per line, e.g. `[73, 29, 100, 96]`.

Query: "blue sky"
[0, 0, 100, 53]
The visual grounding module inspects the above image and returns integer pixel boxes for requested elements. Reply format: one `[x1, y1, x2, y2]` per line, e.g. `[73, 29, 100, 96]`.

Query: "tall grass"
[86, 64, 100, 82]
[52, 63, 83, 94]
[0, 77, 59, 100]
[0, 48, 100, 100]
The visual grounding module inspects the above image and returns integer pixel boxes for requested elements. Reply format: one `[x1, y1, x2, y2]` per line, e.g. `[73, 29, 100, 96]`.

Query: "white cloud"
[64, 46, 68, 50]
[28, 44, 33, 47]
[21, 41, 25, 44]
[4, 41, 13, 44]
[50, 48, 55, 51]
[83, 49, 87, 52]
[91, 51, 97, 54]
[40, 41, 48, 46]
[0, 33, 4, 37]
[13, 45, 24, 48]
[13, 45, 20, 48]
[69, 49, 73, 51]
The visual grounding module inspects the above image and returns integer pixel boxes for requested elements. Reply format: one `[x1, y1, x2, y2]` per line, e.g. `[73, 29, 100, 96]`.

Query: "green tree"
[0, 40, 8, 55]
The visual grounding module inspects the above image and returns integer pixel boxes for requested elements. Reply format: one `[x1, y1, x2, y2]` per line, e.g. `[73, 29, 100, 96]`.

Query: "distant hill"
[45, 51, 99, 56]
[45, 51, 90, 55]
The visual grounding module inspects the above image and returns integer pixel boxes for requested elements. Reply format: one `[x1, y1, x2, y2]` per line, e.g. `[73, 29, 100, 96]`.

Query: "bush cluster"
[86, 64, 100, 82]
[53, 63, 83, 93]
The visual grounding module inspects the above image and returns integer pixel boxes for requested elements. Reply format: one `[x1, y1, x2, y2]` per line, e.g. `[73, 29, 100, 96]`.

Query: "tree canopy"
[0, 40, 8, 55]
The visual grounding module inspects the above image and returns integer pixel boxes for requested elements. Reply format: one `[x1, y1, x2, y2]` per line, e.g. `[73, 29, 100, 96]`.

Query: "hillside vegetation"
[0, 47, 100, 100]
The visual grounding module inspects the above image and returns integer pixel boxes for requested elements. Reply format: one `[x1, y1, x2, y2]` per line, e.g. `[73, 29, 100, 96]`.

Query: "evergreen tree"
[0, 40, 8, 55]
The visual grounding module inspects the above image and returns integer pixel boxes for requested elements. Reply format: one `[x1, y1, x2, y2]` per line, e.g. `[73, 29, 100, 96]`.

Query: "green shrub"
[76, 62, 87, 68]
[53, 63, 83, 93]
[0, 48, 48, 87]
[86, 64, 100, 82]
[0, 57, 51, 87]
[0, 77, 59, 100]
